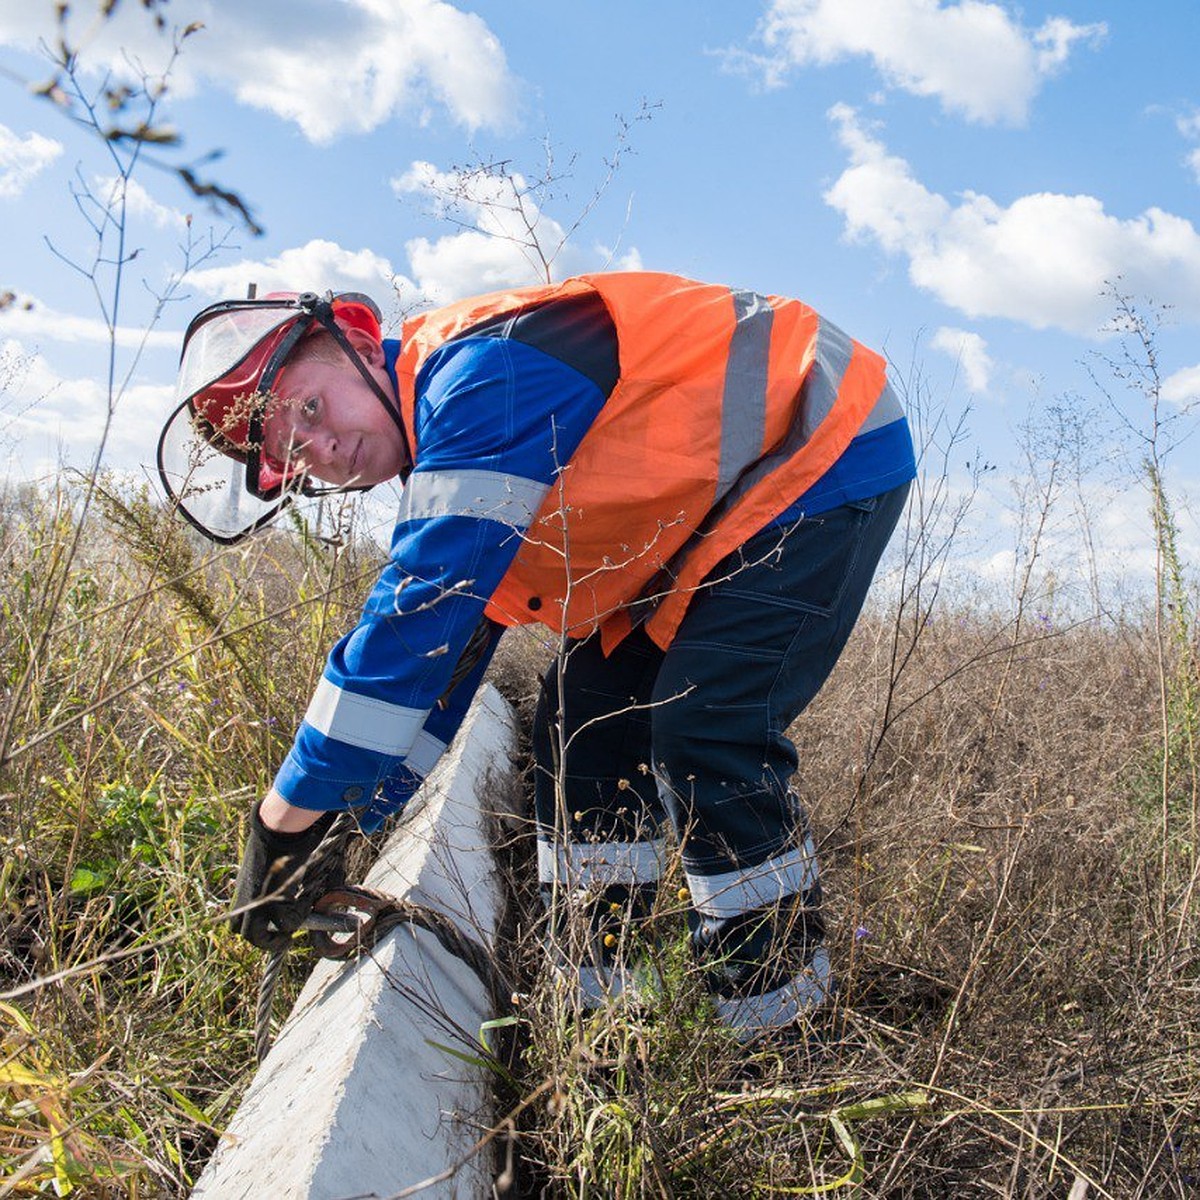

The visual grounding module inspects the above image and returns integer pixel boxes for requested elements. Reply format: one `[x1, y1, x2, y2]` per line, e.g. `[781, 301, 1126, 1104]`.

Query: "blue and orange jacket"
[273, 272, 916, 824]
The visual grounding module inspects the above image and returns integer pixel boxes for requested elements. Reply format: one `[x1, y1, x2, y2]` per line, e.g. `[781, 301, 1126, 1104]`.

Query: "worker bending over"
[158, 272, 915, 1038]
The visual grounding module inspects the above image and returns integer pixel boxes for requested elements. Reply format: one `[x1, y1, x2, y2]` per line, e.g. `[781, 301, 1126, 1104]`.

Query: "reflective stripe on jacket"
[395, 271, 896, 650]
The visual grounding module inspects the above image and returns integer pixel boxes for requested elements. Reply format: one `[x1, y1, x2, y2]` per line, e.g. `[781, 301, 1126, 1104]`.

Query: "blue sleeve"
[354, 620, 502, 832]
[272, 337, 605, 814]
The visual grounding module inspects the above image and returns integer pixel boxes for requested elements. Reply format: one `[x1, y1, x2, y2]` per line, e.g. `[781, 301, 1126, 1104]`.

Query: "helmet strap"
[246, 310, 319, 497]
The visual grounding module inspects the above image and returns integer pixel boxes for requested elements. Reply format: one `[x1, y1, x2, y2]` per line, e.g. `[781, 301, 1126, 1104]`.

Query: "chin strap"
[305, 294, 413, 479]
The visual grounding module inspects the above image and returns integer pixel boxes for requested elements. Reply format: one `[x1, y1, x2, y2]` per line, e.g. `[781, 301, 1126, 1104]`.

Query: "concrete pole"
[193, 685, 519, 1200]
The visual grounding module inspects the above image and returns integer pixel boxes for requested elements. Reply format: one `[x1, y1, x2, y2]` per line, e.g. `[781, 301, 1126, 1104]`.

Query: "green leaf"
[69, 866, 110, 895]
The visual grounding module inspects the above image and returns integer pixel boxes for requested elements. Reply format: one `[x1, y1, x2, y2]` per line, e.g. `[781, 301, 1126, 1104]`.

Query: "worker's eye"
[299, 396, 320, 422]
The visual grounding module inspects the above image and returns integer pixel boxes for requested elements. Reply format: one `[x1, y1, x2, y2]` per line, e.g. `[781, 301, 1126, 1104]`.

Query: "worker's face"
[262, 328, 408, 488]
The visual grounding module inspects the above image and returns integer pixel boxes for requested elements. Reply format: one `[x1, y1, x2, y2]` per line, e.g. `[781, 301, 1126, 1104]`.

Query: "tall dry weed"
[0, 477, 390, 1193]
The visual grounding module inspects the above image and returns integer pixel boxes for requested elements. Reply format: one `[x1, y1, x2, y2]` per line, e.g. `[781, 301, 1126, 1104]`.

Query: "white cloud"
[938, 465, 1190, 608]
[404, 230, 552, 304]
[747, 0, 1105, 125]
[0, 123, 62, 198]
[1176, 110, 1200, 185]
[94, 174, 190, 229]
[0, 337, 173, 478]
[825, 105, 1200, 335]
[186, 239, 419, 312]
[930, 326, 992, 392]
[395, 160, 646, 301]
[0, 0, 519, 144]
[1162, 364, 1200, 407]
[596, 244, 645, 273]
[181, 214, 627, 331]
[1032, 16, 1104, 74]
[973, 546, 1017, 586]
[0, 294, 178, 351]
[188, 154, 627, 315]
[394, 161, 576, 302]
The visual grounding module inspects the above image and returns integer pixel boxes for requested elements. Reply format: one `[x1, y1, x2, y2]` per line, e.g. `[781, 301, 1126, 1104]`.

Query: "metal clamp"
[304, 886, 393, 959]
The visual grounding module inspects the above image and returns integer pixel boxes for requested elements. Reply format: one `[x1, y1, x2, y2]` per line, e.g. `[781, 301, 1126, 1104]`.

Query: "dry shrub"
[761, 606, 1193, 1197]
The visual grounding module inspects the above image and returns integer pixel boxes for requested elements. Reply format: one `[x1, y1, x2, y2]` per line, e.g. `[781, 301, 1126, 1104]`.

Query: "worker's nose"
[307, 430, 339, 466]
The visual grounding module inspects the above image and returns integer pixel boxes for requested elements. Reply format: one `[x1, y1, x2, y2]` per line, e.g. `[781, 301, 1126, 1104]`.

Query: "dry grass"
[0, 479, 382, 1195]
[493, 600, 1198, 1198]
[787, 608, 1198, 1198]
[0, 474, 1196, 1197]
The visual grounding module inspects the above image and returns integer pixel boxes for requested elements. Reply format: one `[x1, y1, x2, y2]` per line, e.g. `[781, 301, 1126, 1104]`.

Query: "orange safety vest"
[394, 272, 891, 651]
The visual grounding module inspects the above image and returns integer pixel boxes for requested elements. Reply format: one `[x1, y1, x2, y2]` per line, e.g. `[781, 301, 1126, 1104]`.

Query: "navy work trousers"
[532, 481, 910, 1033]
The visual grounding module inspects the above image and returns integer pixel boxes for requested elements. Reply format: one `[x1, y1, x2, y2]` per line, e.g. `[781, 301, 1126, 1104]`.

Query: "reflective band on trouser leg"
[686, 836, 819, 920]
[685, 839, 830, 1035]
[545, 952, 648, 1008]
[538, 837, 664, 1007]
[715, 947, 833, 1035]
[696, 880, 829, 1036]
[537, 838, 665, 891]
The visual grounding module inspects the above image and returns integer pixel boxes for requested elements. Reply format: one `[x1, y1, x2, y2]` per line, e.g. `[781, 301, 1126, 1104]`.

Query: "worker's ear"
[342, 323, 385, 366]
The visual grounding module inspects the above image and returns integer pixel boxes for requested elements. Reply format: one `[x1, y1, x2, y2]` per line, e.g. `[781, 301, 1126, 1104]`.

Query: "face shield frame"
[157, 291, 405, 545]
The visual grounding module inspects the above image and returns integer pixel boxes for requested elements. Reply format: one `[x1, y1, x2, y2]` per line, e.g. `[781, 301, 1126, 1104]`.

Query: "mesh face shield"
[156, 291, 394, 544]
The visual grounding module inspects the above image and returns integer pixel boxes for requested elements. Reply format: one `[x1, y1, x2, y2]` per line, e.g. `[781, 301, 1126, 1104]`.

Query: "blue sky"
[1, 0, 1198, 603]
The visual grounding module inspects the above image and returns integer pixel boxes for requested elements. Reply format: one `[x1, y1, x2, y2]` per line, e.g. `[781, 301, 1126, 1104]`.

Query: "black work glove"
[232, 803, 344, 951]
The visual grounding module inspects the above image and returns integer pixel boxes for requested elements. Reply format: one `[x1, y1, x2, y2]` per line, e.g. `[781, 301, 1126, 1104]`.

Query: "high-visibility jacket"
[396, 271, 895, 651]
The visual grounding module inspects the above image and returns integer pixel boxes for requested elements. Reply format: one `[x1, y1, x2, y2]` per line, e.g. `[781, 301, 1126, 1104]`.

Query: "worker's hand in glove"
[232, 802, 342, 951]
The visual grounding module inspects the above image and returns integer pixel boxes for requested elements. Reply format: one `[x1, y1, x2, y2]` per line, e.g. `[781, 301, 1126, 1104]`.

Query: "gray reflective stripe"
[576, 964, 620, 1005]
[537, 838, 665, 888]
[303, 676, 428, 756]
[800, 317, 857, 441]
[397, 468, 549, 528]
[857, 376, 905, 435]
[405, 728, 448, 778]
[718, 290, 775, 492]
[550, 960, 624, 1006]
[545, 951, 662, 1008]
[715, 947, 833, 1034]
[685, 838, 819, 919]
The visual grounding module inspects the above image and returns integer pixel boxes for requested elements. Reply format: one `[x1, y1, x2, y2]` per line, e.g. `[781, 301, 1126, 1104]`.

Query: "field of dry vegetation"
[0, 457, 1195, 1198]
